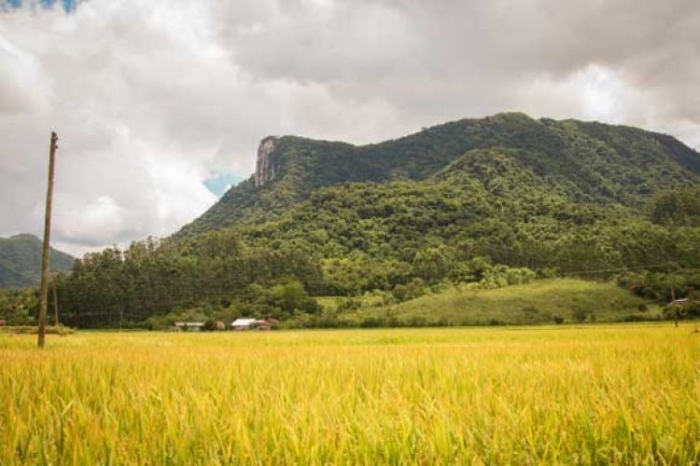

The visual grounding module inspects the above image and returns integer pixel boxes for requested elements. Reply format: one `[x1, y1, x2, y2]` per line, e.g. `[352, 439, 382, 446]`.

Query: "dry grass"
[1, 325, 699, 464]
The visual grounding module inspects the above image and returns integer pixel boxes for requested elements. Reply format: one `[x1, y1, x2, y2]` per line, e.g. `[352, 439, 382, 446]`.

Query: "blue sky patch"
[3, 0, 75, 12]
[204, 173, 244, 198]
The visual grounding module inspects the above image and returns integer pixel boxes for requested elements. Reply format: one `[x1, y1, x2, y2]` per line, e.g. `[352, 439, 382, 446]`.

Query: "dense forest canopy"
[3, 113, 700, 328]
[177, 113, 700, 238]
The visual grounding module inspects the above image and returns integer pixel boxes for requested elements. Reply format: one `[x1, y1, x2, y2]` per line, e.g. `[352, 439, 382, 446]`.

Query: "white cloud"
[1, 0, 700, 258]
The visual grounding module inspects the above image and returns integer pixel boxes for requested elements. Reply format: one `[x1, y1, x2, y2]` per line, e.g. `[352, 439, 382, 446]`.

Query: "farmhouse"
[172, 321, 205, 332]
[231, 318, 271, 330]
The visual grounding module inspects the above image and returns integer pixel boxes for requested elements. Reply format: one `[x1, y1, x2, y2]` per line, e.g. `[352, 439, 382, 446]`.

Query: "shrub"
[408, 316, 428, 327]
[0, 325, 74, 335]
[360, 317, 387, 328]
[203, 320, 218, 331]
[337, 298, 362, 312]
[572, 308, 589, 323]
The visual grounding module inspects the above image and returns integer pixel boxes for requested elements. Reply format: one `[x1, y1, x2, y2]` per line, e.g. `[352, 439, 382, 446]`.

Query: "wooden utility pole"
[38, 132, 58, 348]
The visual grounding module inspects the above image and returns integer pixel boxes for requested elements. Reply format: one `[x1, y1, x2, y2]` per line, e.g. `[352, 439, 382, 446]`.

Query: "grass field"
[319, 278, 659, 327]
[2, 325, 699, 464]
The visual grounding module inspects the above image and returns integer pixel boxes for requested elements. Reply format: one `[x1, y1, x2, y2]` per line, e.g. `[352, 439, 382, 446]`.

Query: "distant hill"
[178, 113, 700, 238]
[0, 234, 75, 288]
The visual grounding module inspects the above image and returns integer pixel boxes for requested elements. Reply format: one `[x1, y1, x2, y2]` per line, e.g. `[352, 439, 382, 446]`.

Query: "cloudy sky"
[2, 0, 699, 256]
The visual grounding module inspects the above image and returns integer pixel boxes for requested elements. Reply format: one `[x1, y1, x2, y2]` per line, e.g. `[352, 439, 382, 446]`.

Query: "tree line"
[3, 183, 700, 329]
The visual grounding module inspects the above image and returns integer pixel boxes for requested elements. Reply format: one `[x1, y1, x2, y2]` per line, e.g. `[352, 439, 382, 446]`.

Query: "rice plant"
[1, 325, 699, 464]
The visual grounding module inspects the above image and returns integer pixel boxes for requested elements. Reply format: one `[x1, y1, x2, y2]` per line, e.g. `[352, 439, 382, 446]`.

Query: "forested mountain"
[178, 112, 700, 237]
[47, 113, 700, 328]
[0, 234, 75, 288]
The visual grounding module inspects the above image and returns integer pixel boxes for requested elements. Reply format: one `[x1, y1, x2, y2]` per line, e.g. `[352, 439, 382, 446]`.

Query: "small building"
[172, 321, 205, 332]
[231, 318, 272, 331]
[231, 318, 257, 330]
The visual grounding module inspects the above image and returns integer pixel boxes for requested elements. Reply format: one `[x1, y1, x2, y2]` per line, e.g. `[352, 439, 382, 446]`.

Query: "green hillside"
[323, 279, 662, 328]
[40, 114, 700, 328]
[170, 113, 700, 297]
[0, 234, 75, 288]
[178, 113, 700, 238]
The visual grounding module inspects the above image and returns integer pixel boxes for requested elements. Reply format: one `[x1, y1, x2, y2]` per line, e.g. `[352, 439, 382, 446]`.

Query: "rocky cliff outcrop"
[254, 136, 279, 187]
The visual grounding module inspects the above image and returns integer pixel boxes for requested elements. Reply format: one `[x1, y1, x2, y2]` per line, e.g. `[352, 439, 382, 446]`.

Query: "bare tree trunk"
[38, 132, 58, 348]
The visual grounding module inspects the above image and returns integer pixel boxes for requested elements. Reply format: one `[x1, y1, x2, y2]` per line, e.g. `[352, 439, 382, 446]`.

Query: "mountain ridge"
[177, 112, 700, 239]
[0, 234, 75, 288]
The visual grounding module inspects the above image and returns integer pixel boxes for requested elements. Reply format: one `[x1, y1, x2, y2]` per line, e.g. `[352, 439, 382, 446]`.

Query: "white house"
[231, 318, 258, 330]
[231, 318, 272, 330]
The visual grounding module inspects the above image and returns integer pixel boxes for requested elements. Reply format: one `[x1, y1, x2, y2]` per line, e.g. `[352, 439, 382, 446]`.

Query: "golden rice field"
[2, 325, 700, 464]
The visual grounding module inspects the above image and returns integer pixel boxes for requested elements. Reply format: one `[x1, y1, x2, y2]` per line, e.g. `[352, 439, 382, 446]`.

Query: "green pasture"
[319, 278, 660, 327]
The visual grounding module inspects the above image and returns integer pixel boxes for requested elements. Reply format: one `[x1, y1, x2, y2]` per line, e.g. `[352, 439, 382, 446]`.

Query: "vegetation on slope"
[0, 234, 74, 288]
[319, 279, 660, 329]
[178, 113, 700, 237]
[234, 150, 700, 288]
